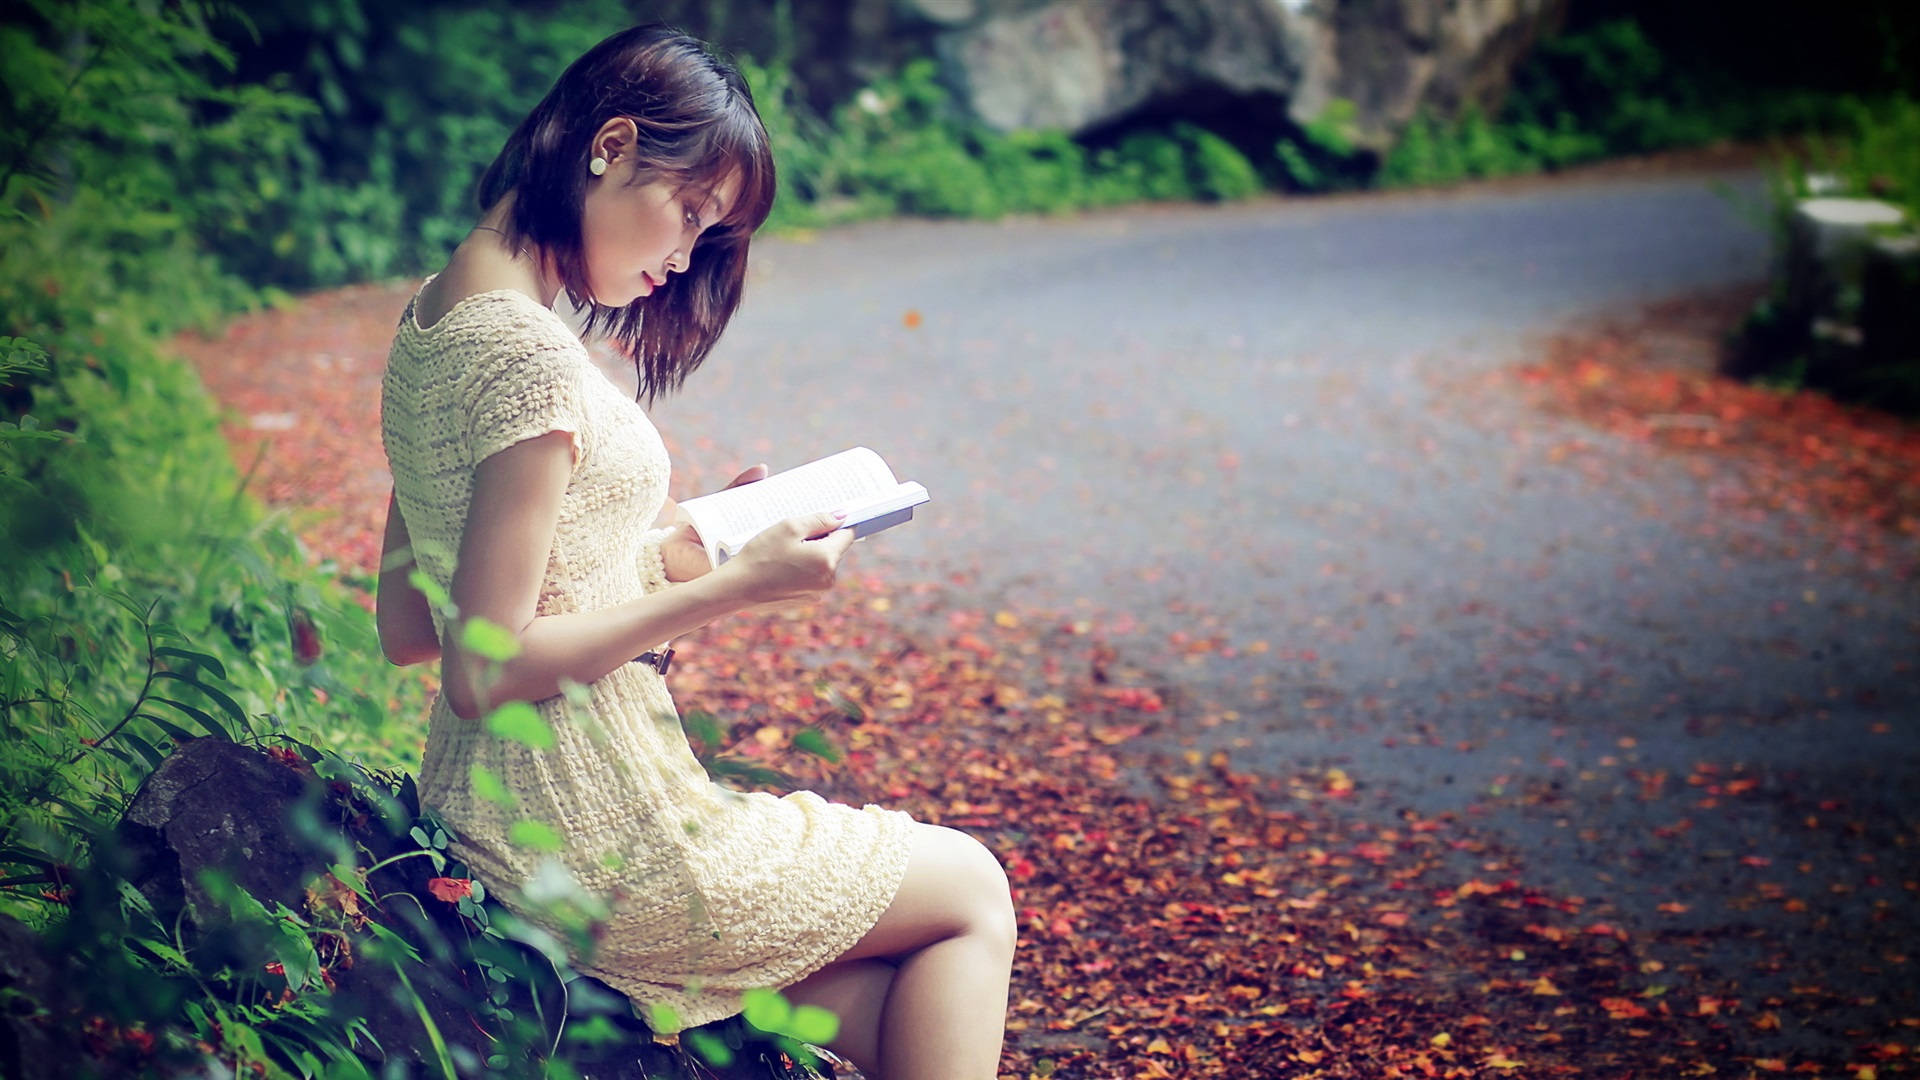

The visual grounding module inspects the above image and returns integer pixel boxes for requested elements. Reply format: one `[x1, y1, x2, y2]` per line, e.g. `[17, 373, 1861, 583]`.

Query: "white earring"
[589, 156, 608, 176]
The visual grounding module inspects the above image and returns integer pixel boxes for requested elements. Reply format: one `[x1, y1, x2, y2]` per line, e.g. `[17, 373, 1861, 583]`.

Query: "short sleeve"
[636, 526, 675, 595]
[458, 338, 589, 468]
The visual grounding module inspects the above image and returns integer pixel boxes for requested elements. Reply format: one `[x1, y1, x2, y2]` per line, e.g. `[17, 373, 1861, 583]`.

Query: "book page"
[677, 447, 899, 559]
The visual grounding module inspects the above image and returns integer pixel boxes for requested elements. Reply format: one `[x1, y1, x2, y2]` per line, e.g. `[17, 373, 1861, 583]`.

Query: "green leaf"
[405, 569, 450, 609]
[266, 904, 321, 991]
[507, 819, 561, 852]
[485, 702, 554, 750]
[151, 697, 230, 740]
[791, 728, 842, 763]
[740, 987, 792, 1033]
[129, 937, 192, 970]
[117, 732, 167, 771]
[363, 919, 424, 964]
[705, 756, 788, 789]
[681, 710, 723, 747]
[686, 1030, 733, 1067]
[823, 684, 866, 722]
[328, 864, 370, 899]
[152, 672, 248, 732]
[74, 522, 113, 575]
[459, 618, 519, 662]
[135, 712, 199, 747]
[115, 879, 156, 918]
[154, 646, 227, 681]
[469, 763, 517, 807]
[787, 1004, 840, 1044]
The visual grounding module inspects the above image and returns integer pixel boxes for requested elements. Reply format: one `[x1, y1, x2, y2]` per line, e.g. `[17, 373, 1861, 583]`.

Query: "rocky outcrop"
[892, 0, 1567, 148]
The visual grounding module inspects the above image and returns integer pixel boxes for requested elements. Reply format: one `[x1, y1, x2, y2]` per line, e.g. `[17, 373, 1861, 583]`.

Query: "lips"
[642, 270, 664, 289]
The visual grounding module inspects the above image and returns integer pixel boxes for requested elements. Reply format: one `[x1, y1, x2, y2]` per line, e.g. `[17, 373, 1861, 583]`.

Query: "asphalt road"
[635, 163, 1920, 1057]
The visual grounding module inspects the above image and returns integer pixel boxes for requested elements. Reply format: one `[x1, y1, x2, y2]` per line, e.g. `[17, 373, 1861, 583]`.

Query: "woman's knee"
[924, 825, 1016, 952]
[846, 824, 1015, 961]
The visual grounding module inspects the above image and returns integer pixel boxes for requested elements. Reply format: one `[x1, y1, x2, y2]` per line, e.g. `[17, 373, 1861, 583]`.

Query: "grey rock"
[1861, 232, 1920, 367]
[1774, 197, 1910, 381]
[117, 736, 320, 928]
[895, 0, 982, 26]
[0, 913, 73, 1080]
[931, 0, 1567, 147]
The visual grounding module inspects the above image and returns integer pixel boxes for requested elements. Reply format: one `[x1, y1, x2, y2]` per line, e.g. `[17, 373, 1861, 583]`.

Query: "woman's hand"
[660, 464, 767, 583]
[715, 510, 856, 609]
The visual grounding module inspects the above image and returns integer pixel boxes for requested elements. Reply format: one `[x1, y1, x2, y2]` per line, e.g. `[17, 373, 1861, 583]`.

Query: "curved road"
[633, 163, 1919, 1058]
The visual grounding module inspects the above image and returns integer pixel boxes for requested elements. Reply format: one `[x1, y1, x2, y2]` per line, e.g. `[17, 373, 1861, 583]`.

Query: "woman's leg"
[778, 958, 895, 1073]
[781, 823, 1016, 1080]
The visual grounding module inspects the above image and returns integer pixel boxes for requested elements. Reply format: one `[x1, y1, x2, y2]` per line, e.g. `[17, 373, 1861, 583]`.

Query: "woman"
[374, 25, 1014, 1080]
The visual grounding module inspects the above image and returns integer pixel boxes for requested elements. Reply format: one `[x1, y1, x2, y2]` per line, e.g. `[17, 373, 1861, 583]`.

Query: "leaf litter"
[178, 281, 1919, 1077]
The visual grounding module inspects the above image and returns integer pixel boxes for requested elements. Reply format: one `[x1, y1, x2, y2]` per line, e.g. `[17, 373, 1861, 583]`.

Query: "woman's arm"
[651, 463, 769, 584]
[376, 489, 442, 666]
[442, 431, 851, 721]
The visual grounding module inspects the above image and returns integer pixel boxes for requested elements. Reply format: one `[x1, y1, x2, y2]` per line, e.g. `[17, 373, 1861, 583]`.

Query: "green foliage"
[1782, 96, 1920, 220]
[759, 59, 1266, 223]
[1180, 125, 1264, 202]
[1735, 95, 1920, 416]
[823, 59, 1009, 218]
[1376, 17, 1869, 193]
[1379, 105, 1548, 188]
[205, 0, 633, 287]
[731, 56, 842, 230]
[1504, 17, 1688, 154]
[0, 0, 431, 874]
[0, 14, 427, 1042]
[1275, 99, 1370, 192]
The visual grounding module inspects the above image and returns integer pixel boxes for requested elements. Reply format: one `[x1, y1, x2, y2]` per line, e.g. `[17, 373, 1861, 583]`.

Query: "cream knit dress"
[380, 283, 915, 1033]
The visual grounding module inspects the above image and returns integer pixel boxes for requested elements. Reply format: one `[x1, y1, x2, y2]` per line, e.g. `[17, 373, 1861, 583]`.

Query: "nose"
[666, 250, 688, 274]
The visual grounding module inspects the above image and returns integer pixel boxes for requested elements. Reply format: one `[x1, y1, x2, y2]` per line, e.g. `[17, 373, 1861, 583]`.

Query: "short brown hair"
[477, 24, 776, 402]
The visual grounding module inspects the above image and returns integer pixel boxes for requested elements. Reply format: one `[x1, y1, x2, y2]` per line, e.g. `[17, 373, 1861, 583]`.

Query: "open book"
[673, 447, 929, 567]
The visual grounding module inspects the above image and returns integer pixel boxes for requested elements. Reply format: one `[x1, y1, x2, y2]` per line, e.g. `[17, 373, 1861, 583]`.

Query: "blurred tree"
[1566, 0, 1918, 96]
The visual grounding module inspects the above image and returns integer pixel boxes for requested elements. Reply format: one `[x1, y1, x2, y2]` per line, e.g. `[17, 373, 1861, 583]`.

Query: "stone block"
[1861, 232, 1920, 367]
[1783, 197, 1909, 320]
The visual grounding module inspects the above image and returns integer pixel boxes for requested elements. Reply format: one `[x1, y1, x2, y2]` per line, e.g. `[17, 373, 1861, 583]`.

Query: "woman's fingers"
[725, 463, 768, 489]
[799, 508, 849, 540]
[813, 521, 858, 560]
[724, 510, 854, 606]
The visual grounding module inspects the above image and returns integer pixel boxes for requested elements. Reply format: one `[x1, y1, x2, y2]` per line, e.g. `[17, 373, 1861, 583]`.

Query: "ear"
[589, 117, 640, 169]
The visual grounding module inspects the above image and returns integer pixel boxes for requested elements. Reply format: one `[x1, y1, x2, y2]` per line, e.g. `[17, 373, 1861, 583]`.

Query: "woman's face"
[578, 157, 742, 308]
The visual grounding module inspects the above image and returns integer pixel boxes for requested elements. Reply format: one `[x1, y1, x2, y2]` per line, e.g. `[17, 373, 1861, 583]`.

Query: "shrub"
[1181, 124, 1264, 201]
[1380, 108, 1469, 188]
[205, 0, 632, 287]
[1, 0, 429, 927]
[1275, 98, 1374, 192]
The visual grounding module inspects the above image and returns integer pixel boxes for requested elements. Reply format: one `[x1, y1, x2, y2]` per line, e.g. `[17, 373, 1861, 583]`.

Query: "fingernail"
[832, 509, 847, 521]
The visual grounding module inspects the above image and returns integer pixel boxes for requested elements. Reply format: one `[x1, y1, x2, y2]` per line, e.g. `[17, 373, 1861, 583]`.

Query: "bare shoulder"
[415, 244, 544, 331]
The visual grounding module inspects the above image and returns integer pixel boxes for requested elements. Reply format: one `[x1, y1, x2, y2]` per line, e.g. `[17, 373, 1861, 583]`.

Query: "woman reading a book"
[373, 25, 1013, 1079]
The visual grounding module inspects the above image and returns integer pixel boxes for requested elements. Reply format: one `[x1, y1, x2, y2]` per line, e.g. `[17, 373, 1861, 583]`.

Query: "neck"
[471, 218, 562, 308]
[473, 194, 564, 307]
